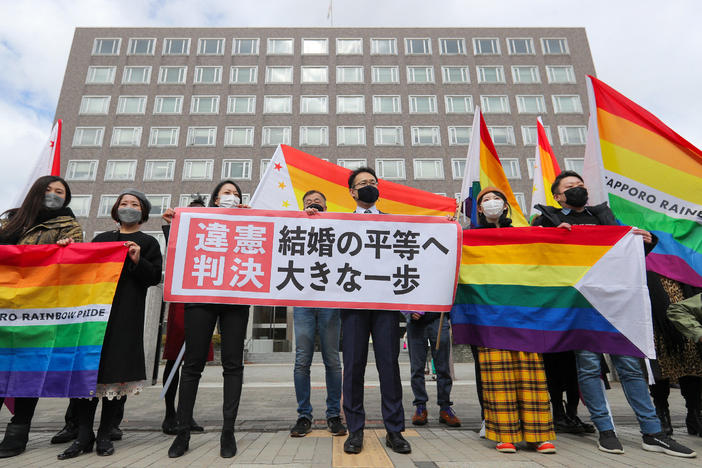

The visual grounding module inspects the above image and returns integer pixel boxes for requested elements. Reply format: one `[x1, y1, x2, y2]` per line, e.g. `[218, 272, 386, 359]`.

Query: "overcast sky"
[0, 0, 699, 213]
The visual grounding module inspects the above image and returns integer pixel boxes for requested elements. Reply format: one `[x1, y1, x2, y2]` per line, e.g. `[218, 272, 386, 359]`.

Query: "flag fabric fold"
[13, 119, 62, 207]
[529, 117, 561, 220]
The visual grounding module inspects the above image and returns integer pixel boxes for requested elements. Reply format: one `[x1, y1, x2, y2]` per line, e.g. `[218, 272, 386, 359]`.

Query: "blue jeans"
[406, 315, 453, 409]
[293, 307, 342, 420]
[575, 350, 661, 434]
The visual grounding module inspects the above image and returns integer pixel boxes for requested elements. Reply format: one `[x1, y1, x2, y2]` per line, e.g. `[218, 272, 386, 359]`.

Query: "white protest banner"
[164, 209, 461, 312]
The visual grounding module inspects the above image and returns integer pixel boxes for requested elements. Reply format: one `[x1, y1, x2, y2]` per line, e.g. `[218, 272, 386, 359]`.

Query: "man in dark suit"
[341, 167, 411, 455]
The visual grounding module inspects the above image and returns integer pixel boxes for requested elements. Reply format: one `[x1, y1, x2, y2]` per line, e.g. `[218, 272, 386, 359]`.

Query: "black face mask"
[564, 186, 588, 208]
[357, 185, 379, 204]
[307, 203, 325, 212]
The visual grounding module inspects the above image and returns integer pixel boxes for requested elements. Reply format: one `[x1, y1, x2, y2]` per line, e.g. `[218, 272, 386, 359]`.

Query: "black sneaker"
[327, 417, 347, 436]
[642, 432, 697, 458]
[598, 430, 624, 454]
[290, 417, 312, 437]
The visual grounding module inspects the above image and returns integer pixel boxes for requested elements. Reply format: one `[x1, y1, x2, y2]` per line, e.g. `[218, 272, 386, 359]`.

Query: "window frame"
[190, 95, 220, 115]
[300, 95, 328, 114]
[263, 95, 293, 114]
[223, 126, 255, 147]
[300, 66, 329, 84]
[336, 126, 367, 146]
[262, 126, 292, 146]
[221, 159, 253, 180]
[65, 160, 98, 181]
[232, 38, 259, 55]
[110, 126, 142, 147]
[370, 38, 398, 55]
[265, 66, 293, 84]
[408, 95, 438, 114]
[116, 95, 147, 115]
[98, 195, 119, 217]
[162, 38, 191, 55]
[480, 95, 511, 114]
[506, 37, 535, 55]
[372, 95, 402, 114]
[501, 158, 522, 179]
[197, 38, 225, 55]
[558, 125, 587, 145]
[406, 66, 435, 84]
[444, 95, 474, 114]
[373, 126, 404, 146]
[301, 38, 329, 55]
[487, 126, 516, 146]
[227, 95, 256, 114]
[410, 126, 441, 146]
[451, 158, 466, 179]
[439, 38, 466, 55]
[511, 65, 541, 84]
[336, 95, 365, 114]
[552, 95, 583, 114]
[72, 127, 104, 147]
[85, 66, 116, 84]
[182, 159, 214, 181]
[541, 37, 570, 55]
[127, 38, 155, 56]
[336, 66, 364, 84]
[92, 38, 121, 56]
[336, 38, 363, 55]
[148, 127, 180, 147]
[375, 158, 406, 180]
[371, 66, 399, 84]
[516, 95, 546, 114]
[79, 95, 111, 115]
[546, 65, 576, 84]
[153, 95, 184, 115]
[143, 160, 176, 181]
[68, 195, 92, 217]
[473, 37, 501, 55]
[121, 66, 152, 85]
[158, 66, 187, 84]
[413, 158, 445, 180]
[104, 160, 137, 181]
[186, 126, 217, 147]
[267, 38, 294, 55]
[299, 126, 329, 146]
[404, 38, 432, 55]
[477, 65, 506, 84]
[448, 126, 471, 146]
[230, 66, 258, 84]
[441, 66, 470, 84]
[193, 66, 222, 84]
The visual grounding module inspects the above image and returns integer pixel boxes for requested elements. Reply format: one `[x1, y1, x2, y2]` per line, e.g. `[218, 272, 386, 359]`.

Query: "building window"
[122, 66, 151, 84]
[526, 158, 536, 178]
[265, 66, 293, 84]
[481, 95, 510, 114]
[92, 38, 120, 55]
[439, 38, 465, 55]
[72, 127, 104, 147]
[116, 96, 146, 114]
[180, 194, 211, 207]
[414, 159, 444, 179]
[66, 160, 98, 181]
[69, 195, 92, 217]
[190, 95, 220, 114]
[104, 160, 137, 181]
[259, 159, 271, 178]
[451, 158, 466, 179]
[564, 158, 584, 173]
[262, 126, 291, 146]
[227, 95, 256, 114]
[558, 126, 587, 145]
[337, 159, 367, 170]
[513, 193, 526, 212]
[336, 38, 362, 55]
[230, 66, 257, 84]
[98, 195, 119, 217]
[263, 95, 292, 114]
[337, 127, 366, 146]
[222, 159, 252, 179]
[163, 38, 190, 55]
[110, 127, 142, 147]
[512, 65, 541, 84]
[127, 38, 155, 55]
[507, 38, 534, 55]
[301, 66, 328, 83]
[233, 38, 259, 55]
[153, 95, 183, 114]
[442, 66, 470, 84]
[86, 66, 115, 84]
[300, 95, 328, 114]
[448, 126, 471, 145]
[546, 65, 576, 84]
[374, 126, 403, 146]
[224, 127, 254, 146]
[187, 127, 216, 146]
[376, 159, 406, 179]
[300, 126, 329, 146]
[409, 95, 437, 113]
[501, 158, 521, 178]
[372, 95, 401, 114]
[477, 66, 505, 83]
[473, 38, 500, 55]
[521, 125, 553, 146]
[267, 38, 293, 55]
[370, 38, 397, 55]
[445, 95, 473, 114]
[407, 66, 434, 83]
[487, 126, 516, 145]
[337, 95, 365, 114]
[336, 66, 364, 83]
[405, 38, 431, 55]
[182, 159, 214, 181]
[146, 195, 171, 215]
[194, 66, 222, 84]
[198, 38, 224, 55]
[158, 66, 187, 84]
[516, 95, 546, 114]
[302, 38, 328, 54]
[371, 66, 399, 83]
[541, 38, 569, 55]
[144, 160, 175, 181]
[149, 127, 179, 147]
[79, 96, 110, 115]
[552, 95, 583, 114]
[411, 127, 440, 146]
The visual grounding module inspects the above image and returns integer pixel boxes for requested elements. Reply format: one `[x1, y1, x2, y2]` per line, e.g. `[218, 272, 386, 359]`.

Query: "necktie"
[364, 209, 372, 214]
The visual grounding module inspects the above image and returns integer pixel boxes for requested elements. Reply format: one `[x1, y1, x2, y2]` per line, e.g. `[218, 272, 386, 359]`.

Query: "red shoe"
[534, 441, 556, 454]
[496, 442, 517, 453]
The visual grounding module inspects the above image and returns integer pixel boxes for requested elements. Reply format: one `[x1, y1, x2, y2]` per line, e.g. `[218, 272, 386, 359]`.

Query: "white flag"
[14, 120, 62, 207]
[249, 145, 298, 210]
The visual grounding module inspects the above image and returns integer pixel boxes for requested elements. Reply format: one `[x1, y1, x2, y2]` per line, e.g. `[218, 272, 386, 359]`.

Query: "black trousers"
[650, 375, 702, 410]
[176, 303, 249, 431]
[341, 309, 404, 433]
[543, 351, 580, 415]
[0, 397, 38, 425]
[470, 345, 485, 419]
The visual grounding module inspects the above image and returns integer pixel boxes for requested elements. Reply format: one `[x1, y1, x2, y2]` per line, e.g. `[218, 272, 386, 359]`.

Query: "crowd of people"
[0, 168, 700, 461]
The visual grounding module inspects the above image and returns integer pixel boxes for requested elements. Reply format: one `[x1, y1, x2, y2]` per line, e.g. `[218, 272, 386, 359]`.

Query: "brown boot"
[411, 405, 427, 425]
[439, 407, 461, 427]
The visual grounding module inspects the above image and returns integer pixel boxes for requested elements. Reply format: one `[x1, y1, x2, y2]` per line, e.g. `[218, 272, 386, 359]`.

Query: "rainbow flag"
[0, 243, 127, 397]
[459, 108, 529, 227]
[529, 117, 561, 219]
[250, 145, 457, 216]
[450, 226, 655, 358]
[583, 75, 702, 287]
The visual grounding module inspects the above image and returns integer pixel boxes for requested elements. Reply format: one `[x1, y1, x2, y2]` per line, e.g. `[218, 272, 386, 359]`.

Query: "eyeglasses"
[353, 180, 378, 189]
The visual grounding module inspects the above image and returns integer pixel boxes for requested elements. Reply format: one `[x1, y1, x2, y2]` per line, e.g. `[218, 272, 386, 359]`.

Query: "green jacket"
[16, 215, 83, 245]
[667, 293, 702, 343]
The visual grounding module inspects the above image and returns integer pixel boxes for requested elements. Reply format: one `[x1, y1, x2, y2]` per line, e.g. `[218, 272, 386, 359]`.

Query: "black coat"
[92, 230, 163, 383]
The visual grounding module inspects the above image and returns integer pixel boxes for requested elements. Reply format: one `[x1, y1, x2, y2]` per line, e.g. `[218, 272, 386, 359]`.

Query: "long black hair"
[0, 175, 71, 243]
[209, 180, 243, 207]
[477, 190, 512, 228]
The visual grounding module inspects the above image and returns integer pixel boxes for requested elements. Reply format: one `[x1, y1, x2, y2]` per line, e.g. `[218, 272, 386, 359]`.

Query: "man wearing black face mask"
[341, 167, 411, 456]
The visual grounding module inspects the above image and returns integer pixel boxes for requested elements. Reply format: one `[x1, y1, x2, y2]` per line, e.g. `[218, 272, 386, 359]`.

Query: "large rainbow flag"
[450, 225, 655, 358]
[460, 108, 529, 227]
[0, 243, 127, 397]
[529, 117, 561, 219]
[583, 75, 702, 287]
[250, 145, 457, 216]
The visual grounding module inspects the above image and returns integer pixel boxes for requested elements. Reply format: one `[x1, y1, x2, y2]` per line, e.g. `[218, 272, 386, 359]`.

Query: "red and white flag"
[14, 120, 62, 206]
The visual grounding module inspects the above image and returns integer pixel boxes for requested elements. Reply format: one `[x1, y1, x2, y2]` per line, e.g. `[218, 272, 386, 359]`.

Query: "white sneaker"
[479, 420, 486, 438]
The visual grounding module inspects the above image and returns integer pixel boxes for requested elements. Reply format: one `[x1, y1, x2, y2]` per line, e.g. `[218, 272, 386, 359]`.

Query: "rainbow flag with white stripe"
[583, 75, 702, 287]
[450, 226, 655, 358]
[0, 243, 127, 397]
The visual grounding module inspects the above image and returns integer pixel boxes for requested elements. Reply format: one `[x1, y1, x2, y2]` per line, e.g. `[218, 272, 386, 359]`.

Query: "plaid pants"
[478, 347, 555, 443]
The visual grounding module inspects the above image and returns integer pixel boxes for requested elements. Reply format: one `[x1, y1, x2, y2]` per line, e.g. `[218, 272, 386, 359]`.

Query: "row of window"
[86, 64, 576, 86]
[71, 124, 587, 149]
[92, 36, 571, 57]
[79, 93, 582, 118]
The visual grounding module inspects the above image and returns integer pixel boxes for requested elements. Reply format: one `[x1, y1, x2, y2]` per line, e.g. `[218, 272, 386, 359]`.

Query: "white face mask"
[481, 199, 505, 218]
[218, 194, 240, 208]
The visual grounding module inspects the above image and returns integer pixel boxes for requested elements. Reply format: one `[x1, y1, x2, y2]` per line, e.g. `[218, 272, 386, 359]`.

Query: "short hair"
[551, 170, 584, 195]
[302, 190, 326, 202]
[187, 194, 207, 207]
[111, 193, 149, 224]
[348, 166, 378, 189]
[209, 180, 243, 207]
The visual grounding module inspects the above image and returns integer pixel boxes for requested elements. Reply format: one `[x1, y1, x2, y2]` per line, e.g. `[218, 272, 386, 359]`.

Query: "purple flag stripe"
[0, 369, 98, 398]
